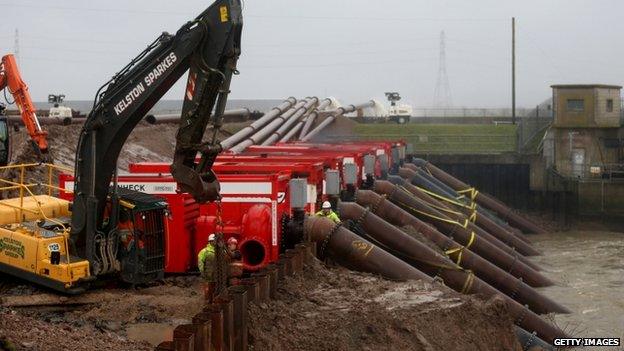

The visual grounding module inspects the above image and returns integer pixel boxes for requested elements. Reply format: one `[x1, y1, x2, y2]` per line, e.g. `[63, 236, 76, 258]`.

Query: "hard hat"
[227, 237, 238, 245]
[208, 234, 216, 242]
[322, 201, 332, 209]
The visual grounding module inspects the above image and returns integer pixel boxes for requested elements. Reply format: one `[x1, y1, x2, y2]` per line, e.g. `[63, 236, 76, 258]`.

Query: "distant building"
[543, 84, 623, 178]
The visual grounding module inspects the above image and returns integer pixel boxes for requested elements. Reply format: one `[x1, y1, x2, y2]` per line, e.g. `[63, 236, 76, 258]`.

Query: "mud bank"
[248, 260, 523, 351]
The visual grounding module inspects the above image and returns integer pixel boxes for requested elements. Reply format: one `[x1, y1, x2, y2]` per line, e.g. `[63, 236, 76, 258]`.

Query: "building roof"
[551, 84, 622, 89]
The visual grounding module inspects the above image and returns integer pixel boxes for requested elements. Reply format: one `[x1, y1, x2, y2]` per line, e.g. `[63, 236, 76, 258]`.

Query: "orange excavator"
[0, 54, 49, 164]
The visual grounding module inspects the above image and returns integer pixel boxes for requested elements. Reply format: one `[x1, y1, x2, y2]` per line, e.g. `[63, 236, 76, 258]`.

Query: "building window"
[606, 99, 613, 112]
[566, 99, 585, 112]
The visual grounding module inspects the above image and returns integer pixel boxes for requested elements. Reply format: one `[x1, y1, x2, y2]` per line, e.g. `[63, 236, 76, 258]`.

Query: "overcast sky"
[1, 0, 622, 108]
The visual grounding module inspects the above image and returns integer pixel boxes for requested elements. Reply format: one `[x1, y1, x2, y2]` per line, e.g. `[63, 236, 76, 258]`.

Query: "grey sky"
[1, 0, 622, 108]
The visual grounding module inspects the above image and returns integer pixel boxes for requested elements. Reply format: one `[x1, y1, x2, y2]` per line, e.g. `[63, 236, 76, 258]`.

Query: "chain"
[213, 200, 228, 298]
[318, 222, 342, 259]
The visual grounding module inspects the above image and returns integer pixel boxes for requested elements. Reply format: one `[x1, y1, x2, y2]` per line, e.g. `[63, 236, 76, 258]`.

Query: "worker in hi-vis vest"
[315, 201, 341, 224]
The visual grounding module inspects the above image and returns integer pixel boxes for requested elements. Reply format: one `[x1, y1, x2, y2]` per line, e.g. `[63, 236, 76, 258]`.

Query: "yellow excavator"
[0, 0, 242, 293]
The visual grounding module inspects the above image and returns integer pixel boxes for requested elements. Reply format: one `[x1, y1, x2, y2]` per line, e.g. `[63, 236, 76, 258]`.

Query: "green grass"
[353, 123, 518, 154]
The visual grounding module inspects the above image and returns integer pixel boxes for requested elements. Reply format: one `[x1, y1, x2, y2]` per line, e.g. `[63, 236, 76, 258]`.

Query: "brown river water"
[530, 230, 624, 349]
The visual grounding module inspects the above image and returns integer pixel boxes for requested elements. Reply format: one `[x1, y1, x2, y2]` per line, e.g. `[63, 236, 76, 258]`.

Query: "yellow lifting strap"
[457, 187, 479, 202]
[460, 270, 475, 294]
[414, 184, 476, 210]
[398, 185, 463, 216]
[444, 230, 476, 266]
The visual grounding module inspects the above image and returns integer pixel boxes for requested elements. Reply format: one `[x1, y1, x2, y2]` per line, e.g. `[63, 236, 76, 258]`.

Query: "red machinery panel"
[59, 172, 293, 273]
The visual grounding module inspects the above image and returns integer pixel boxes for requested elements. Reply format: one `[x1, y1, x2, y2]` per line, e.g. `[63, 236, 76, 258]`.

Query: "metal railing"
[0, 163, 74, 226]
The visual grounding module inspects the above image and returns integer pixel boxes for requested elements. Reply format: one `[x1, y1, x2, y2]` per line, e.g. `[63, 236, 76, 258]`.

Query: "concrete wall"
[553, 86, 621, 128]
[552, 128, 620, 178]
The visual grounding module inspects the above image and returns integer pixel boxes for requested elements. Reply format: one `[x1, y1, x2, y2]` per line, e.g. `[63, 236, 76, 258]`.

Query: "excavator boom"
[0, 54, 49, 157]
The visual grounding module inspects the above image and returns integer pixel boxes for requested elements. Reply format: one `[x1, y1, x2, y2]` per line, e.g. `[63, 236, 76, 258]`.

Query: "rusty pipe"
[338, 201, 569, 315]
[8, 115, 77, 126]
[262, 97, 318, 146]
[301, 100, 375, 142]
[353, 191, 567, 310]
[398, 168, 535, 247]
[298, 98, 332, 140]
[366, 184, 554, 287]
[411, 159, 547, 234]
[377, 179, 543, 272]
[406, 164, 535, 245]
[393, 171, 540, 257]
[304, 216, 432, 282]
[405, 163, 530, 240]
[220, 97, 296, 150]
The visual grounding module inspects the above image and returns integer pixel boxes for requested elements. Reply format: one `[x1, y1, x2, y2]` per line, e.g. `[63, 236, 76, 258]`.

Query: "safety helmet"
[227, 237, 238, 245]
[322, 201, 332, 209]
[208, 234, 216, 242]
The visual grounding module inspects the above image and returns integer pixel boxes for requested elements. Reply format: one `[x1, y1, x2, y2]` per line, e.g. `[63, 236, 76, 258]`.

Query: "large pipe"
[301, 100, 375, 142]
[338, 202, 569, 315]
[304, 216, 432, 282]
[144, 108, 254, 125]
[392, 172, 540, 257]
[411, 158, 547, 234]
[229, 100, 308, 153]
[405, 163, 533, 245]
[8, 116, 78, 126]
[377, 179, 542, 272]
[353, 190, 569, 315]
[298, 98, 332, 140]
[220, 97, 296, 150]
[370, 182, 554, 287]
[399, 168, 534, 246]
[262, 98, 318, 146]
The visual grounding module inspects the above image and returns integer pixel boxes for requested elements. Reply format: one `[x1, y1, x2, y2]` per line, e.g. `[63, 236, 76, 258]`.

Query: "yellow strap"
[460, 270, 475, 294]
[457, 187, 479, 201]
[444, 231, 476, 266]
[398, 185, 464, 216]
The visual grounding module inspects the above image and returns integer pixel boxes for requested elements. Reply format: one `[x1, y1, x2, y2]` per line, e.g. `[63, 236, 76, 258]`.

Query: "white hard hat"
[322, 201, 332, 209]
[208, 234, 216, 241]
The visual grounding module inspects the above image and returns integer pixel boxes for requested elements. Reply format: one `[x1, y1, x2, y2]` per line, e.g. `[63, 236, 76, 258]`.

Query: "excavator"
[0, 0, 242, 293]
[0, 54, 49, 165]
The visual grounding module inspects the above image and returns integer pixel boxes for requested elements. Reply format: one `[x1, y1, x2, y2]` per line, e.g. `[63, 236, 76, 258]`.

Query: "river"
[530, 230, 624, 349]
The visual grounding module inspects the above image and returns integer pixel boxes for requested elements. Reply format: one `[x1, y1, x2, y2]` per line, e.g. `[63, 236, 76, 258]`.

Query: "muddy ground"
[0, 259, 524, 351]
[248, 260, 522, 351]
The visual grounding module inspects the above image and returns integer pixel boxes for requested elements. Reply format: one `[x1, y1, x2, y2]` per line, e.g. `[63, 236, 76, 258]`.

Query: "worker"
[227, 237, 243, 285]
[315, 201, 341, 224]
[197, 234, 217, 303]
[118, 210, 135, 252]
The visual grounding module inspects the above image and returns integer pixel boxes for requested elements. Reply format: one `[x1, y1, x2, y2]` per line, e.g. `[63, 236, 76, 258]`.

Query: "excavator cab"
[0, 103, 10, 166]
[113, 188, 167, 285]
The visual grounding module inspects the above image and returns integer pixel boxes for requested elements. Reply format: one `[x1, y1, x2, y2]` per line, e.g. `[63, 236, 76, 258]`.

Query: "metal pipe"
[353, 190, 569, 314]
[399, 168, 535, 246]
[301, 100, 375, 142]
[229, 99, 307, 153]
[281, 98, 331, 143]
[370, 182, 554, 287]
[262, 97, 318, 146]
[220, 97, 296, 150]
[144, 108, 253, 125]
[381, 177, 542, 271]
[298, 98, 332, 140]
[407, 162, 534, 243]
[411, 158, 547, 234]
[8, 116, 78, 126]
[338, 201, 569, 315]
[392, 171, 540, 257]
[304, 216, 432, 282]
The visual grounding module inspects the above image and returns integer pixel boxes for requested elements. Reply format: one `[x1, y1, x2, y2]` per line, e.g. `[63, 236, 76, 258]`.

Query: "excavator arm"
[69, 0, 242, 274]
[0, 54, 49, 157]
